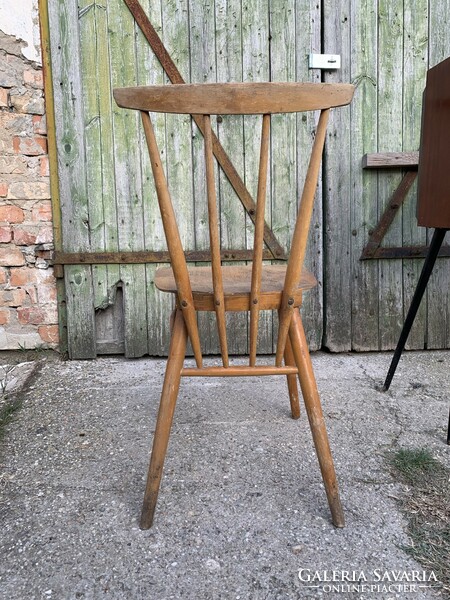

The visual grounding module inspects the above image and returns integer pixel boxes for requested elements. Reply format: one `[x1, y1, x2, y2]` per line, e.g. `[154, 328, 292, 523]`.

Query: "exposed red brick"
[9, 266, 36, 286]
[13, 226, 37, 245]
[11, 288, 27, 306]
[39, 156, 49, 177]
[0, 205, 24, 223]
[33, 114, 47, 135]
[13, 135, 47, 156]
[0, 226, 12, 242]
[17, 306, 46, 325]
[0, 308, 10, 325]
[0, 246, 25, 266]
[0, 288, 26, 307]
[38, 324, 59, 344]
[0, 182, 8, 197]
[0, 267, 7, 284]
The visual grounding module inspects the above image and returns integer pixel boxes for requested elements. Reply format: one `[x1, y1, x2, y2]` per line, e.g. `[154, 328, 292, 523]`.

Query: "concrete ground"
[0, 350, 449, 600]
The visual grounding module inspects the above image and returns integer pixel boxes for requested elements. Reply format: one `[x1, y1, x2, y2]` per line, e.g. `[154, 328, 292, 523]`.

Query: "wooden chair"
[114, 82, 355, 528]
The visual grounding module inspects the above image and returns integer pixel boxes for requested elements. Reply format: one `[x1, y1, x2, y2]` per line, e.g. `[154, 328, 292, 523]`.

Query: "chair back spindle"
[203, 114, 229, 367]
[275, 108, 330, 366]
[140, 110, 203, 367]
[249, 113, 271, 366]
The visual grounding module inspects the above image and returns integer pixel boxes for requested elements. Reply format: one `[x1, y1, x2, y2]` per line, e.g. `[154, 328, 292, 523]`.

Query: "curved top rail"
[113, 82, 354, 115]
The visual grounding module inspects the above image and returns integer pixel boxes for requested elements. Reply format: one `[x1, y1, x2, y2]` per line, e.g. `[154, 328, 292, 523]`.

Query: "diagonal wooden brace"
[122, 0, 286, 260]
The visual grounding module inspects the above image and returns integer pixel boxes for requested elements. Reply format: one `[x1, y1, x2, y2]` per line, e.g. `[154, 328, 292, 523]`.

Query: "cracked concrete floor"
[0, 351, 449, 599]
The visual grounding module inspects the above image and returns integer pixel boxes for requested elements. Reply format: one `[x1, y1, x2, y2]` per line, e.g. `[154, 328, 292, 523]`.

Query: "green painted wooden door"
[323, 0, 450, 351]
[48, 0, 450, 358]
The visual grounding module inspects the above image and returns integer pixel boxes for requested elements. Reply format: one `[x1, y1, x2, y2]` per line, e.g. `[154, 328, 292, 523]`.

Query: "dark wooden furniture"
[382, 57, 450, 444]
[114, 82, 355, 528]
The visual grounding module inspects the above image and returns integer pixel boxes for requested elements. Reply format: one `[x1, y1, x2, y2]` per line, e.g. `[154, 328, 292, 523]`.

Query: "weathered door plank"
[108, 0, 148, 357]
[242, 0, 273, 355]
[48, 0, 96, 358]
[322, 0, 352, 351]
[377, 0, 404, 350]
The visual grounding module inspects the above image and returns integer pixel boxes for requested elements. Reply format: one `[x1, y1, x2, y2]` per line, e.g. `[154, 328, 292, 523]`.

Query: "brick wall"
[0, 31, 58, 350]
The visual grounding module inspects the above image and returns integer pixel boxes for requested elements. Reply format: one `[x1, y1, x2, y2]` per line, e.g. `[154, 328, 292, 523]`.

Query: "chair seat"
[155, 264, 317, 311]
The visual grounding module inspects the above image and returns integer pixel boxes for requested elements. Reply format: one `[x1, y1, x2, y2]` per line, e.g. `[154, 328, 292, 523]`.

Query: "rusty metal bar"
[54, 248, 276, 265]
[363, 244, 450, 260]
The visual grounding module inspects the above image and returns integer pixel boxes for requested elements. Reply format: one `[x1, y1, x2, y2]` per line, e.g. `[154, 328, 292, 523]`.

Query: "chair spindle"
[249, 114, 271, 366]
[203, 115, 229, 367]
[275, 108, 330, 366]
[141, 110, 203, 368]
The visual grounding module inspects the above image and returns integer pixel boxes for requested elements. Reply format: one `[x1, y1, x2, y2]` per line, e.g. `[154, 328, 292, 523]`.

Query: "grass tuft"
[388, 448, 450, 597]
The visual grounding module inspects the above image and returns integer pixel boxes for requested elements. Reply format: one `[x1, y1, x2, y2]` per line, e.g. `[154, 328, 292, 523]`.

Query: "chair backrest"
[114, 82, 354, 368]
[417, 56, 450, 228]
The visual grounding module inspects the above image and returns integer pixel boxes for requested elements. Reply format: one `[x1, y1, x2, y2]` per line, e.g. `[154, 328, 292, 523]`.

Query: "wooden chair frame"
[114, 81, 354, 528]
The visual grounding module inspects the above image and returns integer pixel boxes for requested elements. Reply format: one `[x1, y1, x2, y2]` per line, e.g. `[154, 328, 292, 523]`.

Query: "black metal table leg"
[383, 228, 448, 392]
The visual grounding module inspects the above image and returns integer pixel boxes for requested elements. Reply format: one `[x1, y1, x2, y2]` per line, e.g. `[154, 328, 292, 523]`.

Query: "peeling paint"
[0, 0, 41, 64]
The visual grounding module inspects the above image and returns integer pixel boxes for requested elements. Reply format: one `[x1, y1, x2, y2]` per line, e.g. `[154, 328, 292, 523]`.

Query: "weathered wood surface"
[114, 82, 355, 114]
[50, 0, 450, 356]
[322, 0, 450, 351]
[362, 152, 419, 169]
[48, 0, 96, 358]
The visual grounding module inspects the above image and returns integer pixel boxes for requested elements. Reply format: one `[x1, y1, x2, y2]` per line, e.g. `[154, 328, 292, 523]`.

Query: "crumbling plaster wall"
[0, 1, 58, 349]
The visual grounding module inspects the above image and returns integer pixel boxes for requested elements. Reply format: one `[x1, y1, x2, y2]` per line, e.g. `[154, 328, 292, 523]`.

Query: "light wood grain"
[155, 264, 316, 311]
[362, 152, 419, 169]
[204, 115, 229, 366]
[114, 82, 355, 115]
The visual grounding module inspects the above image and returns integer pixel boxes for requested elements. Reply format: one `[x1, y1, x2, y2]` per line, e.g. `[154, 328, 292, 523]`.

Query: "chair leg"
[288, 308, 345, 527]
[284, 336, 301, 419]
[383, 228, 447, 391]
[140, 309, 188, 529]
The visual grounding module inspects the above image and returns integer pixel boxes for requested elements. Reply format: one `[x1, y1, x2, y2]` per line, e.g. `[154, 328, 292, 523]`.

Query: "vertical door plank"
[401, 0, 428, 350]
[136, 1, 172, 356]
[48, 0, 96, 358]
[160, 0, 195, 357]
[216, 0, 248, 355]
[242, 0, 272, 354]
[79, 1, 123, 353]
[95, 1, 122, 351]
[269, 0, 297, 351]
[348, 0, 379, 351]
[322, 0, 352, 351]
[108, 0, 148, 357]
[426, 0, 450, 349]
[377, 1, 404, 350]
[190, 0, 220, 355]
[294, 0, 323, 350]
